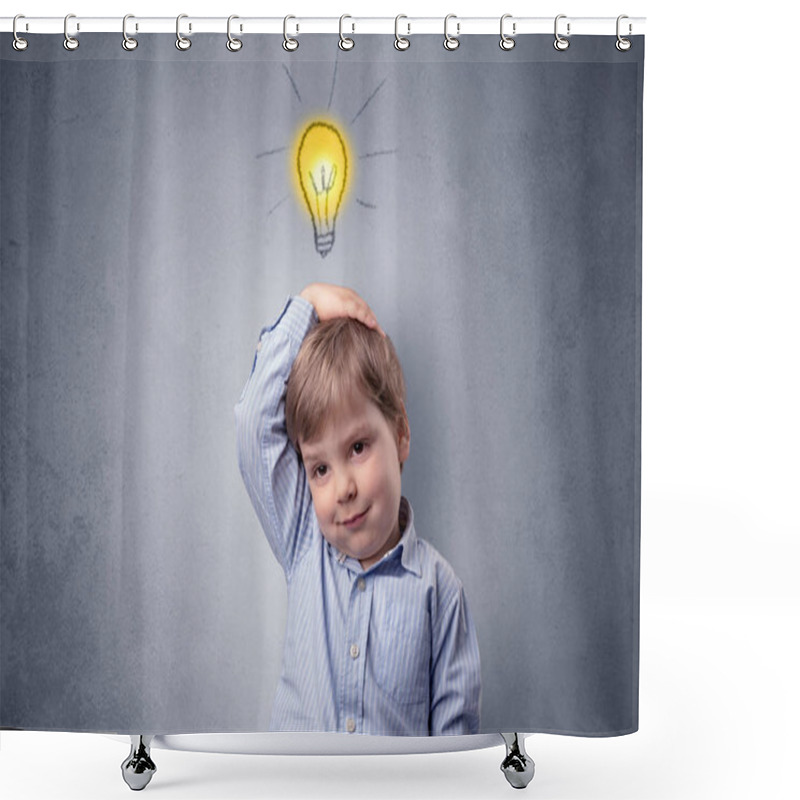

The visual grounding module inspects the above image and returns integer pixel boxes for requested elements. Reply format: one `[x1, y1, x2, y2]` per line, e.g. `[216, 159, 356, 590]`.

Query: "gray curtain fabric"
[1, 33, 643, 735]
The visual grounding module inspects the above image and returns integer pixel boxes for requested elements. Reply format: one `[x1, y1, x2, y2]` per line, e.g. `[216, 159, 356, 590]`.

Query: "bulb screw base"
[315, 231, 335, 258]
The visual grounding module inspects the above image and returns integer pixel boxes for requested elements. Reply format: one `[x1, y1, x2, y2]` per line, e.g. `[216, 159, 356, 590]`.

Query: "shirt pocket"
[369, 605, 431, 705]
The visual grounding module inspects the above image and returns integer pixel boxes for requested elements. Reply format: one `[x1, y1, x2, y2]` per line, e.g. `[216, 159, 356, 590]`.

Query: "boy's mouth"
[340, 507, 369, 529]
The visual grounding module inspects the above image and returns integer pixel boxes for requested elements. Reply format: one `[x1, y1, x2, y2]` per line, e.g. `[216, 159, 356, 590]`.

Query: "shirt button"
[346, 718, 356, 733]
[350, 643, 360, 659]
[357, 578, 366, 592]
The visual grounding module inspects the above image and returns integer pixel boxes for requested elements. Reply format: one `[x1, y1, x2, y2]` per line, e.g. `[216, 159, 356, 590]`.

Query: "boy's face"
[299, 391, 410, 570]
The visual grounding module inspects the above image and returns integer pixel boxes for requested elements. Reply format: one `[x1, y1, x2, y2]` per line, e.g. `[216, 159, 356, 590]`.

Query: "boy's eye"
[352, 441, 366, 456]
[313, 464, 328, 479]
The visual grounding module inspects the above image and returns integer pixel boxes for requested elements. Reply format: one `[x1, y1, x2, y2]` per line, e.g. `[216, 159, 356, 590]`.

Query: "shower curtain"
[1, 29, 643, 737]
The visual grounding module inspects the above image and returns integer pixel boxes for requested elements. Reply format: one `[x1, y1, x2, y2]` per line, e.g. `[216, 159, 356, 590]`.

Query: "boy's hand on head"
[299, 283, 385, 337]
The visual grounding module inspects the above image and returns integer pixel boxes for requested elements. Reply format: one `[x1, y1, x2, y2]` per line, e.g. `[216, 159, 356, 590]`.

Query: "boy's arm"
[234, 295, 318, 576]
[430, 585, 482, 735]
[234, 284, 382, 576]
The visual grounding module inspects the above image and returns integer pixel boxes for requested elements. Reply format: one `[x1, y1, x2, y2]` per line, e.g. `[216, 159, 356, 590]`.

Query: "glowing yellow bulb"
[294, 121, 350, 258]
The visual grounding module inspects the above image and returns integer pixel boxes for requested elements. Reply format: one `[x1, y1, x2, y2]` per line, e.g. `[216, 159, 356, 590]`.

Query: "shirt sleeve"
[429, 583, 482, 735]
[234, 295, 318, 578]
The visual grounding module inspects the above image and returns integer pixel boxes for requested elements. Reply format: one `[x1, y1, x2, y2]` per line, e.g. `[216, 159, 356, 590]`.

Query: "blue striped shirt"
[235, 297, 481, 736]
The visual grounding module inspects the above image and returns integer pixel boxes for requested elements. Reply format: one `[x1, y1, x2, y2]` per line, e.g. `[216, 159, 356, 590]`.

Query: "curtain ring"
[176, 14, 191, 51]
[12, 14, 29, 51]
[339, 14, 355, 50]
[283, 15, 299, 51]
[227, 15, 243, 52]
[499, 14, 515, 50]
[63, 13, 79, 51]
[443, 14, 460, 51]
[122, 14, 138, 51]
[553, 14, 570, 51]
[616, 15, 632, 51]
[394, 15, 410, 50]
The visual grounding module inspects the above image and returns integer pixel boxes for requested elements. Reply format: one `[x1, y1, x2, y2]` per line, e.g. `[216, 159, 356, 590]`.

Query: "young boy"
[235, 282, 481, 736]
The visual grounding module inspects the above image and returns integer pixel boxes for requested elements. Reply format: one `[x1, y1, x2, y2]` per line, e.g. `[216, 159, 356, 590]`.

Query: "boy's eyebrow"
[342, 421, 373, 440]
[300, 443, 321, 464]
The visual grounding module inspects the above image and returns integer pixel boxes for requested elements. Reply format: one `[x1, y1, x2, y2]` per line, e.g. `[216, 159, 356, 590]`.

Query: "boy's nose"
[336, 471, 357, 503]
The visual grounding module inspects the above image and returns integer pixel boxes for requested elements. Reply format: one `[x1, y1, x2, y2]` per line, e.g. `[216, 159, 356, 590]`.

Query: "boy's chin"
[341, 544, 377, 563]
[336, 542, 383, 568]
[322, 526, 396, 566]
[322, 535, 369, 563]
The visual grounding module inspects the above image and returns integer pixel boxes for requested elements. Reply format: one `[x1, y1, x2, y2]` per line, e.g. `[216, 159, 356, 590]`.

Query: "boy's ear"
[396, 410, 410, 464]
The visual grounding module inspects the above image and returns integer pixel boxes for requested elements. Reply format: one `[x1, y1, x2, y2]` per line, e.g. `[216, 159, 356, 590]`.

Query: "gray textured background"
[1, 33, 642, 735]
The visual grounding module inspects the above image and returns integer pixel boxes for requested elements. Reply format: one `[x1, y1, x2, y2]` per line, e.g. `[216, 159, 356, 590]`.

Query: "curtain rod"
[1, 16, 646, 36]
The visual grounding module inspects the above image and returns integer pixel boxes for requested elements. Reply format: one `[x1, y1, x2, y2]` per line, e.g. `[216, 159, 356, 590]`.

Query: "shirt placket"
[341, 572, 372, 734]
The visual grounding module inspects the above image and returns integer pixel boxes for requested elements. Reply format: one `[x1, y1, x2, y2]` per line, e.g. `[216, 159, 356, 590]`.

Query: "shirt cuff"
[262, 295, 318, 347]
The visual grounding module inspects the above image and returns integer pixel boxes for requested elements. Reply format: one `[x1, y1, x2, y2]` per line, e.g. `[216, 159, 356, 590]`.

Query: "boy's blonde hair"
[286, 318, 407, 455]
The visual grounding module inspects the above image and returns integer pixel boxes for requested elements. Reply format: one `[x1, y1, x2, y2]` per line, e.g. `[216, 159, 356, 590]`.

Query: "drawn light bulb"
[295, 121, 350, 258]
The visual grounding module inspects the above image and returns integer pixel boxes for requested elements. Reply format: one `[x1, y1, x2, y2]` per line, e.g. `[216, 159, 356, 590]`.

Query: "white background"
[2, 1, 798, 798]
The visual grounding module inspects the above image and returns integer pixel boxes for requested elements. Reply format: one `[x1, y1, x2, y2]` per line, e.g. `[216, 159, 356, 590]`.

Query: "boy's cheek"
[309, 490, 331, 526]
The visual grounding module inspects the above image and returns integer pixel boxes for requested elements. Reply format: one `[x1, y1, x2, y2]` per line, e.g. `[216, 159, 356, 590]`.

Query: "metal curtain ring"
[394, 15, 410, 50]
[176, 14, 191, 51]
[122, 14, 138, 51]
[12, 14, 29, 51]
[616, 14, 632, 51]
[63, 13, 79, 51]
[443, 14, 459, 51]
[227, 15, 243, 51]
[339, 14, 354, 50]
[283, 15, 298, 51]
[553, 14, 570, 51]
[499, 14, 515, 50]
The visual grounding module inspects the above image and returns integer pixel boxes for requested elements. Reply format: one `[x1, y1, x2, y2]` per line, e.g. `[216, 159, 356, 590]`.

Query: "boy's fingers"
[311, 286, 385, 337]
[359, 305, 385, 337]
[369, 319, 387, 338]
[344, 297, 365, 322]
[344, 295, 375, 327]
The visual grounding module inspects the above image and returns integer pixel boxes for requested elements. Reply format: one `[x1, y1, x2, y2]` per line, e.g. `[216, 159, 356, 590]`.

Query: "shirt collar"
[394, 497, 421, 577]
